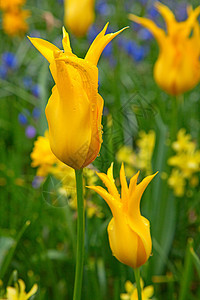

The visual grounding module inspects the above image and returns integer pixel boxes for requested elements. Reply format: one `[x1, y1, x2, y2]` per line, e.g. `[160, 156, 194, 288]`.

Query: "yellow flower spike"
[129, 2, 200, 95]
[28, 25, 127, 169]
[88, 164, 157, 268]
[64, 0, 95, 37]
[120, 279, 154, 300]
[6, 279, 38, 300]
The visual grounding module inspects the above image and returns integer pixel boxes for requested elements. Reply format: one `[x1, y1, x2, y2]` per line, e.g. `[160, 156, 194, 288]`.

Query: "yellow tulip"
[88, 163, 157, 268]
[64, 0, 95, 37]
[129, 2, 200, 95]
[28, 24, 127, 169]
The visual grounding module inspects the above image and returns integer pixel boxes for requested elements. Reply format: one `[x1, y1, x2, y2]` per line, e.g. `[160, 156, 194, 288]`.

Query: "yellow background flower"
[64, 0, 95, 37]
[120, 279, 154, 300]
[168, 129, 200, 196]
[129, 2, 200, 95]
[6, 279, 37, 300]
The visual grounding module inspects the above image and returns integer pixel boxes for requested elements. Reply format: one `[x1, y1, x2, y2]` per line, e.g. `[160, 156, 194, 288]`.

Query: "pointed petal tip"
[146, 171, 159, 182]
[62, 26, 67, 37]
[114, 26, 129, 36]
[128, 14, 141, 23]
[154, 1, 165, 10]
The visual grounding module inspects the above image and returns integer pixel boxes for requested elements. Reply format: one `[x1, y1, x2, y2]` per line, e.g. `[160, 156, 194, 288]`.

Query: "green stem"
[73, 169, 85, 300]
[134, 268, 142, 300]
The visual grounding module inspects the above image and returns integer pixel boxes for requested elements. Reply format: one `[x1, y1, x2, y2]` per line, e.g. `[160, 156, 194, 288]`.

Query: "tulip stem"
[73, 169, 85, 300]
[134, 268, 142, 300]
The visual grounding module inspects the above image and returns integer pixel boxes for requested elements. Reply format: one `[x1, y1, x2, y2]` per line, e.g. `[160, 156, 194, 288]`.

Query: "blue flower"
[31, 85, 40, 98]
[96, 1, 110, 16]
[122, 40, 148, 62]
[175, 3, 187, 22]
[2, 52, 17, 69]
[138, 28, 153, 41]
[18, 113, 28, 125]
[0, 65, 7, 79]
[147, 5, 159, 19]
[103, 43, 112, 57]
[23, 77, 32, 89]
[32, 107, 41, 119]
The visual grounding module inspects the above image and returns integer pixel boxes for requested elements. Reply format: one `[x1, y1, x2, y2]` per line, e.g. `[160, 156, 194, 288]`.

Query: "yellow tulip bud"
[129, 2, 200, 95]
[64, 0, 95, 37]
[28, 24, 127, 169]
[88, 163, 157, 268]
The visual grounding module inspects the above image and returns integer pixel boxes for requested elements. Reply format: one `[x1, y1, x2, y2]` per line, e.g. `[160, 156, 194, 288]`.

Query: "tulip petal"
[46, 83, 92, 169]
[28, 37, 60, 63]
[128, 171, 140, 202]
[184, 6, 200, 37]
[129, 172, 158, 218]
[108, 217, 139, 268]
[128, 173, 158, 262]
[54, 54, 102, 167]
[120, 163, 129, 206]
[62, 27, 73, 53]
[155, 2, 176, 34]
[97, 169, 120, 201]
[88, 185, 121, 217]
[129, 14, 165, 46]
[83, 93, 104, 167]
[85, 23, 128, 65]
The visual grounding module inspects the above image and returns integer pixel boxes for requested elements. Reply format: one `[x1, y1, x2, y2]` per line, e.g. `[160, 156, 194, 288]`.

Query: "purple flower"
[32, 176, 44, 189]
[25, 125, 36, 138]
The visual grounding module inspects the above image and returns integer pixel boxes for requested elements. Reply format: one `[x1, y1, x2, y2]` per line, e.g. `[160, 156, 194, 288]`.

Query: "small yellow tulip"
[88, 163, 157, 268]
[64, 0, 95, 37]
[28, 24, 127, 169]
[129, 2, 200, 95]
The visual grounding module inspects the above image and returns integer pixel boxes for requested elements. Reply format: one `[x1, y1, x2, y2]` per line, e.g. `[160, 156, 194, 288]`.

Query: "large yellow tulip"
[64, 0, 95, 37]
[28, 24, 126, 169]
[88, 163, 157, 268]
[129, 2, 200, 95]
